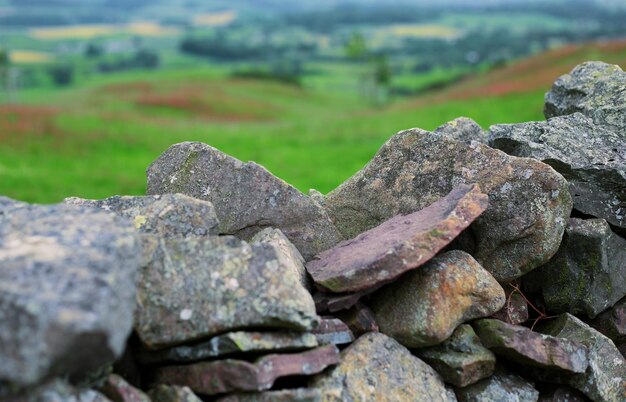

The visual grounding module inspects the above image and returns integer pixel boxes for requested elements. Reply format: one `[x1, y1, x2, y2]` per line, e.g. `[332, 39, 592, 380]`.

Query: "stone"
[251, 228, 312, 291]
[17, 379, 112, 402]
[307, 184, 488, 293]
[0, 204, 141, 395]
[325, 128, 571, 283]
[99, 374, 150, 402]
[454, 369, 539, 402]
[492, 280, 529, 325]
[137, 331, 319, 364]
[488, 113, 626, 233]
[313, 291, 364, 313]
[538, 386, 589, 402]
[370, 250, 505, 348]
[310, 332, 453, 402]
[544, 61, 626, 135]
[472, 319, 588, 374]
[146, 142, 342, 260]
[215, 389, 322, 402]
[0, 196, 26, 222]
[538, 313, 626, 402]
[335, 303, 379, 337]
[434, 117, 488, 144]
[153, 345, 340, 396]
[415, 324, 496, 387]
[524, 218, 626, 318]
[590, 296, 626, 342]
[311, 318, 354, 345]
[135, 235, 318, 349]
[148, 385, 203, 402]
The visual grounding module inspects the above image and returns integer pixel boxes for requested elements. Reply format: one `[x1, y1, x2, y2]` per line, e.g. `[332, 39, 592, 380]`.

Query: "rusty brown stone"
[152, 345, 340, 396]
[306, 184, 488, 293]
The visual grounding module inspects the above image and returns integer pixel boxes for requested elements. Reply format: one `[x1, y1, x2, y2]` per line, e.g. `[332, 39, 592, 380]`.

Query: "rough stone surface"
[313, 291, 364, 313]
[0, 204, 141, 394]
[492, 280, 529, 325]
[538, 313, 626, 402]
[488, 113, 626, 232]
[310, 332, 453, 402]
[18, 380, 112, 402]
[148, 385, 203, 402]
[135, 235, 319, 349]
[538, 386, 589, 402]
[138, 331, 318, 364]
[216, 388, 323, 402]
[370, 250, 505, 348]
[434, 117, 488, 144]
[99, 374, 150, 402]
[307, 184, 488, 293]
[251, 228, 312, 291]
[454, 369, 539, 402]
[525, 218, 626, 318]
[473, 319, 588, 374]
[590, 296, 626, 342]
[146, 142, 342, 260]
[153, 345, 340, 396]
[311, 318, 354, 345]
[545, 61, 626, 135]
[416, 324, 496, 387]
[335, 303, 379, 337]
[326, 128, 571, 283]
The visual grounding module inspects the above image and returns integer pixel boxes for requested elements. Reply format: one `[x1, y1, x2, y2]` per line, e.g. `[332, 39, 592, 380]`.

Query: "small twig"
[507, 283, 557, 330]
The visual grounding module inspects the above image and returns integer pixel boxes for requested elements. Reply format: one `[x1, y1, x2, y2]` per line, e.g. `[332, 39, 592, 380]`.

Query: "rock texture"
[146, 142, 342, 260]
[0, 204, 141, 394]
[434, 117, 488, 144]
[370, 250, 505, 348]
[525, 218, 626, 318]
[590, 296, 626, 342]
[489, 113, 626, 232]
[538, 386, 589, 402]
[454, 369, 539, 402]
[99, 374, 151, 402]
[306, 184, 488, 293]
[153, 345, 340, 396]
[310, 333, 453, 402]
[20, 380, 112, 402]
[416, 324, 496, 387]
[491, 281, 529, 325]
[135, 235, 318, 349]
[545, 61, 626, 135]
[326, 128, 571, 283]
[473, 319, 588, 374]
[311, 318, 354, 345]
[215, 389, 322, 402]
[148, 385, 203, 402]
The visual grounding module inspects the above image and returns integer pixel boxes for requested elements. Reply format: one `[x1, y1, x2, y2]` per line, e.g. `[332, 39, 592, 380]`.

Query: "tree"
[345, 32, 367, 61]
[48, 64, 74, 86]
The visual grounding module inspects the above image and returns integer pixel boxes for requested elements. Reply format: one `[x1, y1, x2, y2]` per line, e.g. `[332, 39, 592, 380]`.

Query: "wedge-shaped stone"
[135, 236, 318, 349]
[454, 369, 539, 402]
[153, 345, 340, 396]
[590, 296, 626, 342]
[370, 250, 505, 348]
[473, 319, 588, 374]
[310, 332, 453, 402]
[416, 324, 496, 387]
[326, 129, 571, 283]
[137, 331, 318, 364]
[307, 184, 488, 293]
[149, 385, 203, 402]
[489, 113, 626, 233]
[538, 313, 626, 402]
[146, 142, 342, 260]
[311, 318, 354, 345]
[335, 303, 379, 337]
[525, 218, 626, 318]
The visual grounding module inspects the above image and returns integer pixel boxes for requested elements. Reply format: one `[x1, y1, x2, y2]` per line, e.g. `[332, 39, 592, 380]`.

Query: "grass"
[2, 39, 625, 204]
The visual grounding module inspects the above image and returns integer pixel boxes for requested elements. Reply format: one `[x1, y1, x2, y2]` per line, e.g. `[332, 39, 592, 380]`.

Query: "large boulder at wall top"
[434, 117, 488, 144]
[146, 142, 342, 260]
[544, 61, 626, 135]
[488, 113, 626, 233]
[0, 204, 142, 396]
[325, 128, 572, 283]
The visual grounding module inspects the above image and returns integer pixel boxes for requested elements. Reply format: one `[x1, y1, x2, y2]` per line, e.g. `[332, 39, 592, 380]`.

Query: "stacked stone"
[1, 61, 625, 401]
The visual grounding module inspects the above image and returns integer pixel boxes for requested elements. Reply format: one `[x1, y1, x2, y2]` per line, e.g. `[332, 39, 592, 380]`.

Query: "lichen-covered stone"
[307, 184, 488, 293]
[251, 228, 312, 291]
[473, 319, 588, 374]
[525, 218, 626, 318]
[590, 296, 626, 342]
[148, 385, 203, 402]
[326, 128, 571, 283]
[99, 374, 150, 402]
[538, 313, 626, 402]
[538, 386, 589, 402]
[20, 379, 112, 402]
[311, 318, 354, 345]
[416, 324, 496, 387]
[138, 331, 318, 364]
[488, 113, 626, 232]
[370, 250, 505, 348]
[545, 61, 626, 135]
[153, 345, 340, 396]
[146, 142, 342, 260]
[310, 332, 453, 402]
[0, 204, 141, 395]
[434, 117, 488, 144]
[454, 369, 539, 402]
[135, 235, 319, 349]
[216, 388, 322, 402]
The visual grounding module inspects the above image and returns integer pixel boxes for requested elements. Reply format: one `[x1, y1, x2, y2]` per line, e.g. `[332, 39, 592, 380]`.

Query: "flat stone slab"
[306, 184, 488, 293]
[416, 324, 495, 387]
[454, 369, 539, 402]
[473, 319, 588, 374]
[137, 331, 318, 364]
[215, 389, 322, 402]
[153, 345, 340, 396]
[135, 235, 318, 349]
[311, 318, 354, 345]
